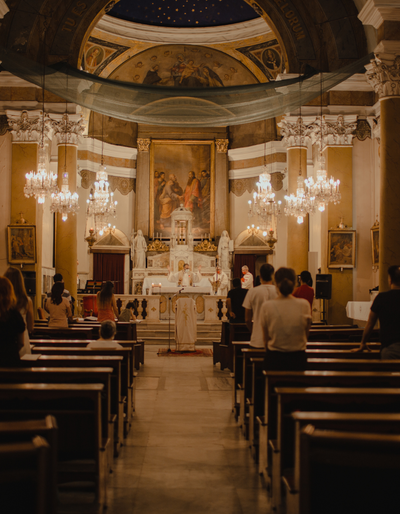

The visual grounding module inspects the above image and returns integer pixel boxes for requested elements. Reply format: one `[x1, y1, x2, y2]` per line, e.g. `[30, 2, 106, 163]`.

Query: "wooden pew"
[307, 358, 400, 371]
[214, 322, 251, 371]
[308, 327, 379, 342]
[297, 426, 400, 514]
[306, 341, 381, 351]
[30, 326, 95, 340]
[0, 383, 108, 512]
[0, 367, 120, 462]
[285, 412, 400, 514]
[271, 386, 400, 513]
[0, 436, 51, 514]
[0, 416, 58, 514]
[231, 341, 251, 418]
[30, 347, 135, 436]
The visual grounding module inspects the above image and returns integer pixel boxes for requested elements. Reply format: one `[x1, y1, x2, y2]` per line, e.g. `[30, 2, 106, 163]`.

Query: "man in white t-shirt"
[242, 263, 277, 348]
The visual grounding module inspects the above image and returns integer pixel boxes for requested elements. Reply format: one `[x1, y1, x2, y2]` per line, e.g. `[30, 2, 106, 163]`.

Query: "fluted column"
[279, 116, 313, 274]
[51, 113, 84, 300]
[366, 49, 400, 292]
[135, 138, 151, 236]
[7, 109, 49, 313]
[215, 138, 228, 237]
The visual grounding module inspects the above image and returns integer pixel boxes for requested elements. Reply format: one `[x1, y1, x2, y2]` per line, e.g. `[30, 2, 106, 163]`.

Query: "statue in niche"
[218, 230, 231, 270]
[132, 230, 147, 268]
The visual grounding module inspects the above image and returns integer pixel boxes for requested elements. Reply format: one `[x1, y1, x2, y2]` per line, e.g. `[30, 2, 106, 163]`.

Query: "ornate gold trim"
[215, 138, 229, 153]
[194, 239, 217, 252]
[147, 239, 169, 252]
[137, 138, 151, 152]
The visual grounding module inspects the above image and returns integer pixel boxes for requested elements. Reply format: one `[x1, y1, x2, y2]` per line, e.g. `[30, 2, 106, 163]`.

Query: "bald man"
[241, 265, 253, 290]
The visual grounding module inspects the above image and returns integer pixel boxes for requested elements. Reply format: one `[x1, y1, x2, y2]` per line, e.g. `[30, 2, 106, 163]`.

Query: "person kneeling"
[87, 321, 123, 348]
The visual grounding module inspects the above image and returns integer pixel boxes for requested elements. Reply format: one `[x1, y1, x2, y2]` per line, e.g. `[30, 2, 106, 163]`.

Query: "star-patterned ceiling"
[108, 0, 259, 28]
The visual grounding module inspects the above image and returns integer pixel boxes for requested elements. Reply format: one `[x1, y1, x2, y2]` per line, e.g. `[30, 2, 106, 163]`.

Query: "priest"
[241, 265, 254, 289]
[209, 266, 229, 296]
[167, 263, 202, 287]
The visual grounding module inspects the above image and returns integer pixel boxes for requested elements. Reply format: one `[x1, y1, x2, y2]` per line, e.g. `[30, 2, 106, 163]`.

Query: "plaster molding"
[310, 115, 358, 147]
[365, 55, 400, 97]
[329, 74, 374, 92]
[77, 159, 136, 179]
[215, 139, 229, 153]
[367, 115, 381, 142]
[50, 113, 85, 145]
[358, 0, 400, 29]
[6, 109, 49, 143]
[228, 141, 286, 161]
[229, 162, 286, 180]
[97, 16, 272, 45]
[80, 137, 137, 161]
[278, 116, 316, 148]
[0, 71, 40, 88]
[137, 138, 151, 152]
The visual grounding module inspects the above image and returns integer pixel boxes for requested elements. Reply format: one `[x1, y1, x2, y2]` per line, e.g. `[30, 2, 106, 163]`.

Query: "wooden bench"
[0, 383, 108, 512]
[30, 347, 135, 436]
[307, 358, 400, 371]
[308, 327, 379, 342]
[297, 426, 400, 514]
[30, 326, 95, 340]
[213, 322, 250, 371]
[0, 416, 58, 513]
[306, 341, 381, 350]
[285, 412, 400, 514]
[271, 386, 400, 513]
[0, 436, 51, 514]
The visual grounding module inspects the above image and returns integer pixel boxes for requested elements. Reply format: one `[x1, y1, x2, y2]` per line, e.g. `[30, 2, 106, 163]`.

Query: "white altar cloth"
[143, 275, 212, 294]
[175, 297, 197, 351]
[346, 301, 372, 321]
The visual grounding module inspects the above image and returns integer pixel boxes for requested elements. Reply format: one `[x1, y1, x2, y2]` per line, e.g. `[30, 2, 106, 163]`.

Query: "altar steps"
[137, 321, 222, 345]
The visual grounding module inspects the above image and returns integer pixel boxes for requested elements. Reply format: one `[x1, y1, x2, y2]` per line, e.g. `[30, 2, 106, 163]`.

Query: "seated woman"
[87, 321, 123, 348]
[0, 276, 25, 366]
[97, 281, 119, 322]
[45, 282, 73, 328]
[261, 267, 311, 371]
[118, 301, 137, 322]
[293, 270, 315, 311]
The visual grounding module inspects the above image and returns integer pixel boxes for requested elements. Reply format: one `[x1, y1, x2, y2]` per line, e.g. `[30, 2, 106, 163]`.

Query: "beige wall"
[0, 133, 12, 275]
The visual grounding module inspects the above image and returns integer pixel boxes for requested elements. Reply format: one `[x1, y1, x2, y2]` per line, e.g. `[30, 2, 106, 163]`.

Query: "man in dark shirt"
[357, 265, 400, 358]
[226, 278, 248, 324]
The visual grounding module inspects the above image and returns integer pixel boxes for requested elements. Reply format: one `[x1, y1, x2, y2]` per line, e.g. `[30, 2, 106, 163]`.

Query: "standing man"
[242, 263, 276, 349]
[209, 266, 229, 296]
[168, 263, 202, 288]
[241, 265, 254, 289]
[356, 265, 400, 359]
[184, 171, 202, 222]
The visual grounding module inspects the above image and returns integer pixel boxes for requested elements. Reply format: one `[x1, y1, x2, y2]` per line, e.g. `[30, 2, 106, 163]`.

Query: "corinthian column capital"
[51, 113, 85, 145]
[6, 109, 51, 143]
[310, 115, 357, 148]
[215, 139, 229, 153]
[365, 54, 400, 98]
[137, 138, 151, 152]
[278, 116, 314, 148]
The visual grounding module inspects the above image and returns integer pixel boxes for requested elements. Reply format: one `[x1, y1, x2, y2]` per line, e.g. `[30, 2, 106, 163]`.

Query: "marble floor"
[106, 346, 271, 514]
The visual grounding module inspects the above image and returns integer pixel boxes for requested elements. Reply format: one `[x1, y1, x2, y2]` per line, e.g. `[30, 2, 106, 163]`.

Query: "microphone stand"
[168, 287, 184, 352]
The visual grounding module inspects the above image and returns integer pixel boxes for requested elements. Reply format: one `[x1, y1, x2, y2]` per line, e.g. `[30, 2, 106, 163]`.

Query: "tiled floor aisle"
[107, 346, 271, 513]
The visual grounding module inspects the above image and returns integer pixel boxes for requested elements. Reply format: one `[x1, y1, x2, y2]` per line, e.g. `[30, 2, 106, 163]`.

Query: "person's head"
[51, 282, 64, 305]
[388, 265, 400, 287]
[159, 171, 165, 180]
[216, 266, 221, 275]
[232, 278, 241, 288]
[187, 171, 195, 185]
[274, 267, 297, 297]
[183, 263, 190, 272]
[259, 263, 274, 284]
[168, 173, 176, 183]
[4, 267, 28, 310]
[137, 230, 143, 237]
[99, 281, 114, 306]
[53, 273, 63, 284]
[300, 270, 313, 287]
[242, 265, 249, 275]
[100, 320, 117, 341]
[0, 276, 16, 316]
[201, 170, 208, 178]
[126, 301, 135, 311]
[154, 171, 159, 178]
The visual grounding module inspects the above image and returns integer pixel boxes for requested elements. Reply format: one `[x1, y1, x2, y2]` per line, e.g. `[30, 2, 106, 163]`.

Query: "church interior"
[1, 0, 400, 512]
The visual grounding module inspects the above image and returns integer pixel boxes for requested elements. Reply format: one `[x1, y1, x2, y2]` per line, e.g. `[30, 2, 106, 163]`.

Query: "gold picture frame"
[328, 230, 356, 269]
[150, 139, 215, 239]
[371, 223, 379, 268]
[7, 224, 36, 264]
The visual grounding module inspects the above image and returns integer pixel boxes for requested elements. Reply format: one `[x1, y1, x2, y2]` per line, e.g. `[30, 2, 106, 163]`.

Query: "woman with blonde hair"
[0, 276, 25, 365]
[96, 281, 118, 322]
[4, 267, 34, 355]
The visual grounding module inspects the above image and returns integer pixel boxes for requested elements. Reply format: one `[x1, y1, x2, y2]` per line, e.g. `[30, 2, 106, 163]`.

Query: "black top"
[0, 309, 25, 365]
[227, 287, 248, 323]
[371, 289, 400, 348]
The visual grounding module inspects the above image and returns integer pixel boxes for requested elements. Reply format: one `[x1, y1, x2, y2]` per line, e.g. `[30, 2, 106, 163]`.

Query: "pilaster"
[135, 138, 151, 236]
[215, 138, 229, 236]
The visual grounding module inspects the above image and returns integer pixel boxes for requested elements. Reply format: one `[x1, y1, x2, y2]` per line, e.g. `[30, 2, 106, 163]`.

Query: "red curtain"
[93, 253, 125, 294]
[233, 254, 257, 281]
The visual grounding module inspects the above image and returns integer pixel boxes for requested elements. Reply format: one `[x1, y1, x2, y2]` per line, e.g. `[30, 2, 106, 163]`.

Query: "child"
[118, 301, 137, 322]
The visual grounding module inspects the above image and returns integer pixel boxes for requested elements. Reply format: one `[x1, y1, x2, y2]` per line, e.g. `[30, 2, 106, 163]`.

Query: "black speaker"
[22, 271, 36, 296]
[315, 274, 332, 300]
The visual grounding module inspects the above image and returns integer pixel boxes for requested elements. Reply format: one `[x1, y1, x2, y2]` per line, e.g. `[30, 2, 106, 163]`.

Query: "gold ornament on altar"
[147, 239, 169, 252]
[194, 239, 217, 252]
[208, 277, 221, 294]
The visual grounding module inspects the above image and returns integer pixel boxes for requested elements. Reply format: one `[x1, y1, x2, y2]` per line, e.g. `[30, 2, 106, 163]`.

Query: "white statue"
[133, 230, 147, 268]
[218, 230, 230, 270]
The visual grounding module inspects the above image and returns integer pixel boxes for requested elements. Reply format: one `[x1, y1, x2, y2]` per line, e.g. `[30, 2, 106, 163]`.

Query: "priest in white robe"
[241, 265, 254, 289]
[168, 263, 202, 287]
[209, 266, 229, 296]
[175, 297, 197, 351]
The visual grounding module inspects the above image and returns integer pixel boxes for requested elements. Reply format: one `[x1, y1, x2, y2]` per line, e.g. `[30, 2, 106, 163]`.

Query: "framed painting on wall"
[371, 223, 379, 268]
[150, 140, 215, 239]
[7, 225, 36, 264]
[328, 230, 356, 269]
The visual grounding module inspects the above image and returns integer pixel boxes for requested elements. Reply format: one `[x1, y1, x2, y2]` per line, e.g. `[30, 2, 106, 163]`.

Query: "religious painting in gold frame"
[371, 223, 379, 268]
[150, 139, 215, 239]
[7, 224, 36, 264]
[328, 230, 356, 269]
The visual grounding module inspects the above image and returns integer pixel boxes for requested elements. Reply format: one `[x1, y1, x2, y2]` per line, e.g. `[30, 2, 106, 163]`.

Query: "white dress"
[175, 297, 197, 351]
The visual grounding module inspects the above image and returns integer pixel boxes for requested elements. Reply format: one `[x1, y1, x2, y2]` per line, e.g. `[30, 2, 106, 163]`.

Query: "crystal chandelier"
[285, 174, 315, 224]
[86, 162, 118, 236]
[50, 170, 79, 221]
[304, 153, 340, 212]
[24, 140, 58, 204]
